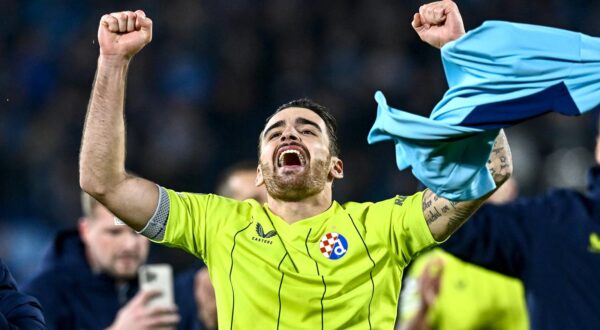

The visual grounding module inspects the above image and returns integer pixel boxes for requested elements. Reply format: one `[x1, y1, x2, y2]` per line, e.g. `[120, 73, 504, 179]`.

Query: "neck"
[267, 187, 333, 224]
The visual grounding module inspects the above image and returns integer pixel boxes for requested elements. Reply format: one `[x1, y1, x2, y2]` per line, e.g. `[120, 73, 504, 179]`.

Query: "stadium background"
[0, 0, 599, 282]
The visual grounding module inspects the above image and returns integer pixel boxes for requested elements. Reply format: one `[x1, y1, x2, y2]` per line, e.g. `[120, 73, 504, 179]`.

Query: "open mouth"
[276, 147, 307, 168]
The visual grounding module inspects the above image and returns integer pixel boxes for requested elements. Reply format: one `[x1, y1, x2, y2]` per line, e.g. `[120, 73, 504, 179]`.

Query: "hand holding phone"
[107, 289, 179, 330]
[139, 264, 175, 308]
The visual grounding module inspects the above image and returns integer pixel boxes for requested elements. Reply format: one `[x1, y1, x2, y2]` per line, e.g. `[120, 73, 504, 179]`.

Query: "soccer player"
[79, 2, 512, 329]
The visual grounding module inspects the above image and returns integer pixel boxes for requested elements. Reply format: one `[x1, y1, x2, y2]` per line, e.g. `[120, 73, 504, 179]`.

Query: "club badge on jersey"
[319, 232, 348, 260]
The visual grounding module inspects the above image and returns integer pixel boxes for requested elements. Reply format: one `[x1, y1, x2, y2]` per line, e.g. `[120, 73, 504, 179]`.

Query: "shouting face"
[257, 107, 343, 201]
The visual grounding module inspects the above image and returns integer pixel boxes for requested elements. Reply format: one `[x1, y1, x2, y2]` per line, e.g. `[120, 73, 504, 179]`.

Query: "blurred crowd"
[1, 0, 599, 281]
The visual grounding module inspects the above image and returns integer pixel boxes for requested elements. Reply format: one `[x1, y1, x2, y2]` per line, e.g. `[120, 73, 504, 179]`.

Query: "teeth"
[278, 149, 305, 166]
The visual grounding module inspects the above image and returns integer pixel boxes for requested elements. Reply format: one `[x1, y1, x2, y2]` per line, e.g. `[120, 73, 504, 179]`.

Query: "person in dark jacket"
[23, 192, 182, 330]
[442, 127, 600, 330]
[0, 258, 46, 329]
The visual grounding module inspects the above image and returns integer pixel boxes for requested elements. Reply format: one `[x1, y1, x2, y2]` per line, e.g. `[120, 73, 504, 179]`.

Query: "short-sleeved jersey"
[400, 249, 528, 330]
[148, 187, 436, 329]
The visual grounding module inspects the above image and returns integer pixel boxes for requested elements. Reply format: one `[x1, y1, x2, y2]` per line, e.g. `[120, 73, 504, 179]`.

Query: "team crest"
[319, 232, 348, 260]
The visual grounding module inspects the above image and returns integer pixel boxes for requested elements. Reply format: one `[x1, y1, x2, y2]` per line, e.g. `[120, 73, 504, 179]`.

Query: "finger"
[432, 257, 446, 276]
[442, 1, 464, 33]
[110, 12, 127, 33]
[134, 10, 145, 29]
[136, 10, 153, 31]
[424, 3, 445, 25]
[133, 289, 162, 305]
[411, 13, 423, 30]
[126, 11, 136, 32]
[146, 305, 179, 316]
[149, 313, 180, 327]
[101, 14, 119, 33]
[418, 5, 428, 25]
[433, 6, 446, 22]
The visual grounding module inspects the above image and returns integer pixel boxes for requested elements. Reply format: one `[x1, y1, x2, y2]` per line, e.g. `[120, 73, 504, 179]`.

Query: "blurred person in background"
[23, 192, 182, 330]
[0, 258, 46, 329]
[439, 123, 600, 329]
[397, 178, 528, 330]
[78, 3, 512, 329]
[176, 161, 268, 330]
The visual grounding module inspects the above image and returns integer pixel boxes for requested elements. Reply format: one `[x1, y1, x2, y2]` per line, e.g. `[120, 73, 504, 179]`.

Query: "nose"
[122, 232, 139, 250]
[280, 126, 299, 142]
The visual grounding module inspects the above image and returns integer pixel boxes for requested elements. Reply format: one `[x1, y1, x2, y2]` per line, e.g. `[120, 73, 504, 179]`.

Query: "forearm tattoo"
[422, 189, 482, 239]
[486, 131, 512, 185]
[421, 131, 511, 239]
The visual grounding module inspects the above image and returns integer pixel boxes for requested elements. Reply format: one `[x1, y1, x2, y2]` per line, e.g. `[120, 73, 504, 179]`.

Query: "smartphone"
[138, 264, 174, 308]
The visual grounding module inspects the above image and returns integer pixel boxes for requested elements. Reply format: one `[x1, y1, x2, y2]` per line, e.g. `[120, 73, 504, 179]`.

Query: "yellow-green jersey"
[142, 187, 438, 329]
[399, 249, 528, 330]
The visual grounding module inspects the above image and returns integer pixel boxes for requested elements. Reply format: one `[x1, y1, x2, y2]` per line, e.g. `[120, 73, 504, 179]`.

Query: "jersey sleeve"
[140, 186, 253, 262]
[369, 191, 438, 267]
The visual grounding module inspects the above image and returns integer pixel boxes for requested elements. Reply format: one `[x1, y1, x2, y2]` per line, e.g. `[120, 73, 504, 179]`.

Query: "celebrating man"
[79, 1, 511, 328]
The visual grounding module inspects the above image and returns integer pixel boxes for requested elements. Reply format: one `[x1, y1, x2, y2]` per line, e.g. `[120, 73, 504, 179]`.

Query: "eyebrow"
[263, 117, 323, 139]
[296, 117, 322, 132]
[263, 120, 285, 138]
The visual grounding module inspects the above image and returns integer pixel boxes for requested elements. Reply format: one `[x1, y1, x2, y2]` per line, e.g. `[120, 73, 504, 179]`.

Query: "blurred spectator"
[398, 179, 528, 330]
[440, 122, 600, 329]
[0, 257, 46, 329]
[399, 250, 528, 330]
[175, 160, 267, 330]
[22, 192, 183, 330]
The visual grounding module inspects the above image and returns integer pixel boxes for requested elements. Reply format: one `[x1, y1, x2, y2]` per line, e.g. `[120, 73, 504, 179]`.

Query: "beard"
[260, 157, 331, 201]
[99, 255, 143, 281]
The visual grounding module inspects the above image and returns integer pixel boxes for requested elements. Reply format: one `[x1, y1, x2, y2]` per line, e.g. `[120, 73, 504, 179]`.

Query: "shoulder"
[340, 192, 422, 215]
[24, 266, 78, 295]
[480, 187, 581, 217]
[163, 189, 258, 230]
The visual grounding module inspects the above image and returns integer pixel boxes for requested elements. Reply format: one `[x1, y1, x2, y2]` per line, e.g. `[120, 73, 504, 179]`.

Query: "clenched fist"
[411, 0, 465, 49]
[98, 10, 153, 60]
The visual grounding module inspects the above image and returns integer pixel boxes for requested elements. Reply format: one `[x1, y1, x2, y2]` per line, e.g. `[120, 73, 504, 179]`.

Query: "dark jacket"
[23, 230, 202, 330]
[443, 166, 600, 330]
[0, 258, 46, 329]
[175, 262, 206, 330]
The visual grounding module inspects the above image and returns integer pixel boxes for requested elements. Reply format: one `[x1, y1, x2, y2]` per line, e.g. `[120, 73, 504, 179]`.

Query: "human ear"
[330, 157, 344, 179]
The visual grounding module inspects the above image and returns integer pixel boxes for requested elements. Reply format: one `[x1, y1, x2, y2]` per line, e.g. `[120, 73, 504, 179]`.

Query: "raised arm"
[79, 10, 157, 231]
[411, 0, 465, 49]
[423, 130, 513, 241]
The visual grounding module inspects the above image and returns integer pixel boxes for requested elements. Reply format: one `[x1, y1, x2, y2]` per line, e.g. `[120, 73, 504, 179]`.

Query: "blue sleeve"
[0, 259, 46, 330]
[441, 196, 546, 278]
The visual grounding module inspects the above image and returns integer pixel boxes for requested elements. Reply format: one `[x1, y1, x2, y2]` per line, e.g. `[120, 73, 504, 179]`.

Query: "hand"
[419, 257, 444, 309]
[194, 268, 218, 330]
[98, 10, 153, 60]
[411, 0, 465, 49]
[107, 290, 180, 330]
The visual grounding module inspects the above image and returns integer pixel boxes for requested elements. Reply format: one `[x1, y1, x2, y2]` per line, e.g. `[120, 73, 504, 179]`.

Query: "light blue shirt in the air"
[368, 21, 600, 200]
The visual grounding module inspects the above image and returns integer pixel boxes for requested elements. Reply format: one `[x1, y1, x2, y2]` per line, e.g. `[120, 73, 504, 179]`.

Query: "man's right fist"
[98, 10, 152, 59]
